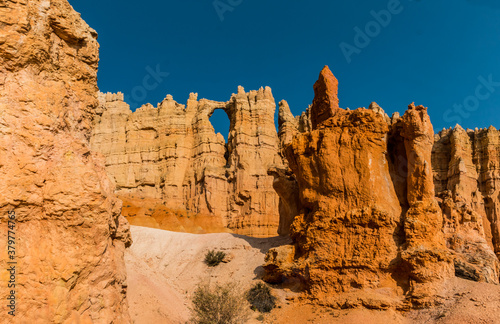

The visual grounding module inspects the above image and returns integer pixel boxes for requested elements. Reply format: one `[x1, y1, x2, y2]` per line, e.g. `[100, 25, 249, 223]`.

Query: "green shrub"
[205, 250, 226, 267]
[190, 283, 250, 324]
[246, 282, 277, 313]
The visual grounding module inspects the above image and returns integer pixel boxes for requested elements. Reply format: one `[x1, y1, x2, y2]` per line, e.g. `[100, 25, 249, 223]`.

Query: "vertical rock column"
[271, 66, 404, 307]
[400, 104, 454, 306]
[225, 86, 283, 237]
[436, 127, 499, 283]
[476, 127, 500, 260]
[0, 1, 131, 322]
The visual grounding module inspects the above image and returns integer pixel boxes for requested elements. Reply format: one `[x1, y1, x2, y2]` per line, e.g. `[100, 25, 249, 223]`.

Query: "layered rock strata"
[433, 126, 500, 283]
[265, 66, 499, 309]
[0, 0, 131, 323]
[91, 87, 284, 237]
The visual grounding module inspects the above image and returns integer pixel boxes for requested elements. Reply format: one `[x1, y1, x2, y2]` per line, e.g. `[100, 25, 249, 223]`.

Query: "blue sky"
[71, 0, 500, 136]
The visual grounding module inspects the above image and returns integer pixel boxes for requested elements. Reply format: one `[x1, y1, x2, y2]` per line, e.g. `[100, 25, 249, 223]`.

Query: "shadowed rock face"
[265, 66, 499, 309]
[0, 1, 131, 323]
[91, 88, 284, 237]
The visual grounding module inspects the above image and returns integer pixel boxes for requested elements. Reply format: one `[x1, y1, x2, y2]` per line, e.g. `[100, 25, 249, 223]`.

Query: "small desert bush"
[246, 282, 277, 313]
[204, 250, 226, 267]
[190, 283, 250, 324]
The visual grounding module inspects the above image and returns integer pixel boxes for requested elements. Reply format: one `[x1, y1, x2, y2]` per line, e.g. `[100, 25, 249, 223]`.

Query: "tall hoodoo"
[271, 67, 405, 308]
[265, 66, 500, 309]
[310, 65, 340, 129]
[0, 1, 131, 322]
[400, 104, 454, 306]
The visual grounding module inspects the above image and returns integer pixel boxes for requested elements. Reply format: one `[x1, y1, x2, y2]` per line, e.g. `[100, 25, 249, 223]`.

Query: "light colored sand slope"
[126, 226, 500, 324]
[125, 226, 291, 323]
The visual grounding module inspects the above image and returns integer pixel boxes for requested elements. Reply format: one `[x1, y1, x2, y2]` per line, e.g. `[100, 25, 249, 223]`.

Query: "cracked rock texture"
[433, 126, 500, 283]
[265, 66, 499, 309]
[0, 0, 131, 323]
[91, 87, 284, 237]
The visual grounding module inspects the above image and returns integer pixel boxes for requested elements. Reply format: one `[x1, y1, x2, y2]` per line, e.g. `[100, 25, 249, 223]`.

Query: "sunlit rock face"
[91, 88, 285, 237]
[0, 0, 131, 322]
[265, 66, 499, 309]
[433, 126, 500, 284]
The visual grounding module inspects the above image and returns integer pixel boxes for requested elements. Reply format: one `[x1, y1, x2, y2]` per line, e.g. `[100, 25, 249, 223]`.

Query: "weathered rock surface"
[267, 166, 299, 236]
[265, 66, 499, 309]
[399, 104, 454, 306]
[433, 126, 500, 283]
[129, 226, 500, 324]
[0, 0, 131, 322]
[310, 66, 340, 128]
[91, 87, 284, 237]
[268, 66, 406, 308]
[119, 196, 230, 235]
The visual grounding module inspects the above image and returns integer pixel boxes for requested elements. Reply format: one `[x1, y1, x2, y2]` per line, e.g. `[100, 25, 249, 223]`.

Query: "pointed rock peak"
[279, 100, 290, 110]
[408, 102, 416, 110]
[453, 124, 465, 132]
[488, 125, 497, 132]
[237, 85, 245, 94]
[278, 100, 295, 127]
[165, 94, 174, 101]
[264, 86, 274, 99]
[310, 65, 340, 129]
[369, 102, 381, 110]
[319, 65, 335, 80]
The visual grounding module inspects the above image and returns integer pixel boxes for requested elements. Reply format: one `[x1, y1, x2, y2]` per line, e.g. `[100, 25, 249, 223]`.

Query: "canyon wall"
[0, 0, 131, 322]
[91, 87, 284, 237]
[433, 125, 500, 282]
[265, 66, 499, 309]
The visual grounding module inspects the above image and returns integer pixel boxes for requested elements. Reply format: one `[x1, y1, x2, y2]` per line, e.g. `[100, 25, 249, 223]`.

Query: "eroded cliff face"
[398, 104, 454, 306]
[265, 66, 499, 309]
[91, 87, 284, 237]
[0, 0, 131, 322]
[433, 126, 500, 283]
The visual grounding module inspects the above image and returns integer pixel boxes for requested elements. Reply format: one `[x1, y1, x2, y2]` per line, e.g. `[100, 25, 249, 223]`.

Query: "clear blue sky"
[71, 0, 500, 136]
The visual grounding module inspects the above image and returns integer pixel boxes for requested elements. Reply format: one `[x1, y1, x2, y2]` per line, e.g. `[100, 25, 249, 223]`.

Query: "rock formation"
[270, 67, 407, 308]
[265, 66, 499, 309]
[91, 87, 284, 237]
[433, 126, 500, 283]
[310, 66, 339, 128]
[0, 1, 131, 322]
[399, 104, 454, 306]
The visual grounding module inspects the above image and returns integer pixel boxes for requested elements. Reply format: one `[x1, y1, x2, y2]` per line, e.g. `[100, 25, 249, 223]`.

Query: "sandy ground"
[125, 226, 292, 323]
[125, 226, 500, 324]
